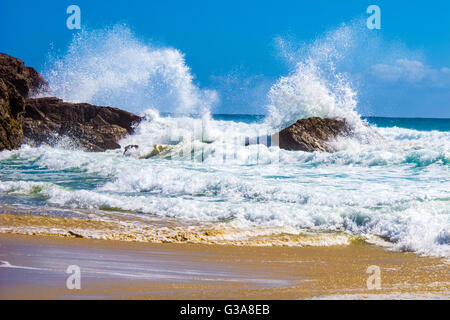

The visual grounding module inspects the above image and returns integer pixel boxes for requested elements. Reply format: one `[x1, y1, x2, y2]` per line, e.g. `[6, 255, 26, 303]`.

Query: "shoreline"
[0, 211, 358, 246]
[0, 233, 448, 299]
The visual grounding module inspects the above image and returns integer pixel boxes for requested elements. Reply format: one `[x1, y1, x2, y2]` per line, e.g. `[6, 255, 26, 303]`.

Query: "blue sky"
[1, 0, 449, 117]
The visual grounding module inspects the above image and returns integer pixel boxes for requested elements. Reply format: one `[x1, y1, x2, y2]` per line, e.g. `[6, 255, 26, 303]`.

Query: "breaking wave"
[1, 22, 448, 258]
[41, 25, 218, 115]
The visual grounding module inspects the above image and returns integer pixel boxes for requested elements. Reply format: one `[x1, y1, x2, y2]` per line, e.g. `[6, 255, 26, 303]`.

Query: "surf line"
[0, 260, 44, 270]
[180, 304, 214, 318]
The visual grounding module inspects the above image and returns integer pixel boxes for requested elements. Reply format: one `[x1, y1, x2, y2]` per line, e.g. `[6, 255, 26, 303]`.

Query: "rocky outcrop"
[23, 98, 141, 151]
[275, 117, 351, 152]
[0, 78, 25, 150]
[0, 53, 47, 150]
[0, 53, 47, 98]
[0, 53, 142, 152]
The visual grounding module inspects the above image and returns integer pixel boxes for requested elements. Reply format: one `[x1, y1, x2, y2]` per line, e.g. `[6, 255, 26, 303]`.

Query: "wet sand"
[0, 233, 448, 299]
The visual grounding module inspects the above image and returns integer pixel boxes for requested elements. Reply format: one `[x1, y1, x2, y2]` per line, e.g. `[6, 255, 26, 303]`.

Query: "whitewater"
[0, 24, 449, 257]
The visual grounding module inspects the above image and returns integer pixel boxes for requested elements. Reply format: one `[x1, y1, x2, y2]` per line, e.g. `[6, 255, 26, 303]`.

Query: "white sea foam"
[40, 25, 217, 115]
[1, 125, 449, 256]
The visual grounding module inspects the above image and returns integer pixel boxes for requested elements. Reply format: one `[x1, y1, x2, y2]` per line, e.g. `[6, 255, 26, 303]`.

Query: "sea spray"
[265, 23, 363, 131]
[41, 25, 218, 115]
[265, 61, 360, 130]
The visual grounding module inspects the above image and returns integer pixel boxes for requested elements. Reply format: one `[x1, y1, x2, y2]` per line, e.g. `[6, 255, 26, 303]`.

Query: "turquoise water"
[0, 113, 449, 257]
[211, 114, 450, 132]
[364, 117, 450, 132]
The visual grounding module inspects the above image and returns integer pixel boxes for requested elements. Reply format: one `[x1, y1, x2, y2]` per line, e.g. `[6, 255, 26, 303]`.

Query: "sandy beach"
[0, 233, 448, 299]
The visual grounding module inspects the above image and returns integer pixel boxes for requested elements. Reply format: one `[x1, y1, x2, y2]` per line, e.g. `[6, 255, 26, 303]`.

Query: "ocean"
[0, 114, 449, 257]
[0, 24, 449, 259]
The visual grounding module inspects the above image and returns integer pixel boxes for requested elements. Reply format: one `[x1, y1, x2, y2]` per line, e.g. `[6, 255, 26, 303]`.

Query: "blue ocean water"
[213, 114, 450, 132]
[213, 114, 450, 131]
[364, 117, 450, 132]
[0, 113, 449, 257]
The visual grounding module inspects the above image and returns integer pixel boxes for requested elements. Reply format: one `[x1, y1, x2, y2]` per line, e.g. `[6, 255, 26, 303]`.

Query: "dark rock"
[0, 53, 48, 150]
[123, 144, 139, 155]
[275, 117, 351, 152]
[0, 53, 47, 98]
[23, 97, 142, 152]
[0, 78, 25, 150]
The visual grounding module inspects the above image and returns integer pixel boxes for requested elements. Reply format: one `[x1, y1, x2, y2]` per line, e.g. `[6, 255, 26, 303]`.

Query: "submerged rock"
[123, 144, 139, 156]
[275, 117, 351, 152]
[23, 97, 141, 151]
[140, 144, 173, 159]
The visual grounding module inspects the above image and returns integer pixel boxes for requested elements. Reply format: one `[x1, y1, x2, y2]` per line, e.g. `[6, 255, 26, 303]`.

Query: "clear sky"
[1, 0, 449, 117]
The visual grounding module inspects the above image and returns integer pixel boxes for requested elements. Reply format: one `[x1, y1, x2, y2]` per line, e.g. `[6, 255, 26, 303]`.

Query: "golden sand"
[0, 232, 448, 299]
[0, 212, 354, 246]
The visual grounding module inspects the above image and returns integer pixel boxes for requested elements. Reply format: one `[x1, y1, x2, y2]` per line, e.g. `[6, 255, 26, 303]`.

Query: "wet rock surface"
[23, 97, 141, 151]
[0, 52, 47, 150]
[275, 117, 351, 152]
